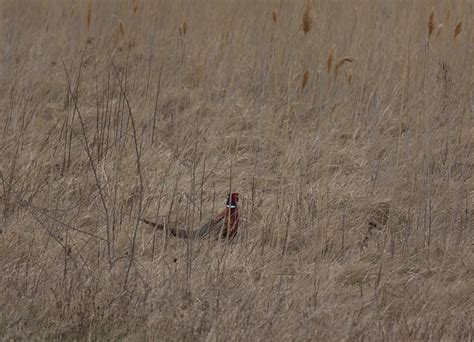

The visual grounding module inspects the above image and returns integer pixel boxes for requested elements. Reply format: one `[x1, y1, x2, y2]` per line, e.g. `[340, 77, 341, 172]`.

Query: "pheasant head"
[226, 192, 239, 208]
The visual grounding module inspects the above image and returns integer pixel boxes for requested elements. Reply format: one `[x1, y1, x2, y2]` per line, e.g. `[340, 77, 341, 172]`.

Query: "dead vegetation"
[0, 0, 472, 340]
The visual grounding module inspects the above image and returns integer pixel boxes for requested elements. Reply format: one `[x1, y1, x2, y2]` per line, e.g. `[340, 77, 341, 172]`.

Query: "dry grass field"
[0, 0, 473, 340]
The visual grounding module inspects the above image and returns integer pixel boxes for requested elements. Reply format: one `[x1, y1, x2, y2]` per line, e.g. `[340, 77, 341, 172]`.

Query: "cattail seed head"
[454, 21, 462, 39]
[272, 10, 278, 24]
[327, 48, 334, 73]
[301, 70, 309, 90]
[182, 20, 187, 36]
[119, 20, 125, 38]
[179, 19, 187, 37]
[87, 0, 92, 30]
[428, 11, 435, 38]
[133, 0, 138, 14]
[302, 0, 312, 34]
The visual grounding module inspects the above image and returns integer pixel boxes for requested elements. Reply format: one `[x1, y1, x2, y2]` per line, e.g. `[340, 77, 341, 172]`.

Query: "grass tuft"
[0, 1, 471, 340]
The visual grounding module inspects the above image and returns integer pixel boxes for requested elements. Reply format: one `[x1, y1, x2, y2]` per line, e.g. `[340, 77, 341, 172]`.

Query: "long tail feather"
[140, 218, 191, 239]
[140, 218, 165, 230]
[139, 217, 226, 240]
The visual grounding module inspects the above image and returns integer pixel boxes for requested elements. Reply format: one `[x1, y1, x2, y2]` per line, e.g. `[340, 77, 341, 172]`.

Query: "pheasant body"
[141, 193, 239, 240]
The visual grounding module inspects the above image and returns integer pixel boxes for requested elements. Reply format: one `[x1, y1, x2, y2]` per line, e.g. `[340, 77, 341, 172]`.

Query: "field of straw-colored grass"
[0, 0, 472, 340]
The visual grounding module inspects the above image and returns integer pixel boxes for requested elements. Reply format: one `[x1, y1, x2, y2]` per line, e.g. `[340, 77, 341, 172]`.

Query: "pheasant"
[141, 192, 240, 240]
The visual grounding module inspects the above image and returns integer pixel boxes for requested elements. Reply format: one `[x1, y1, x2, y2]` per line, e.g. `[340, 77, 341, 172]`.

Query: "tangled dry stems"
[0, 0, 472, 340]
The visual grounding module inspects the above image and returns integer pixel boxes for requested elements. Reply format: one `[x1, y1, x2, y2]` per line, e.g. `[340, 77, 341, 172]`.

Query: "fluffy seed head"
[327, 48, 334, 73]
[272, 10, 277, 24]
[428, 11, 435, 38]
[454, 21, 462, 39]
[302, 0, 312, 34]
[87, 0, 92, 30]
[182, 20, 187, 36]
[179, 19, 187, 37]
[133, 0, 139, 14]
[301, 70, 309, 90]
[119, 20, 125, 38]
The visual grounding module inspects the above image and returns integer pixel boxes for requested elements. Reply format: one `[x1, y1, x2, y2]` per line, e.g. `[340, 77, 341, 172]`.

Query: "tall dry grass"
[0, 0, 472, 340]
